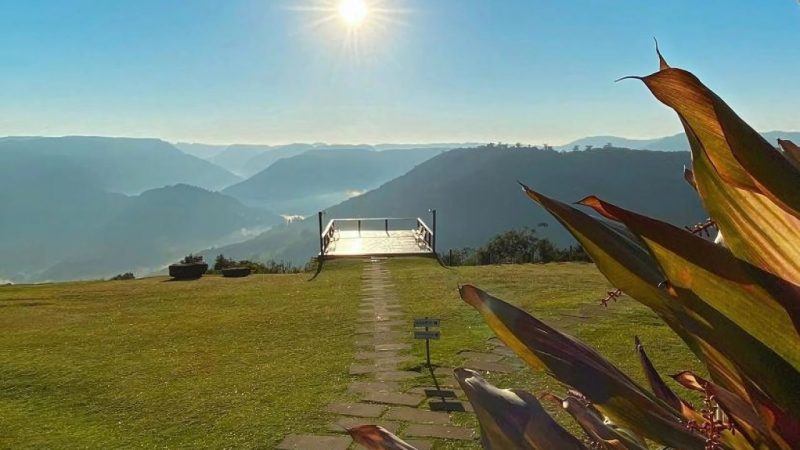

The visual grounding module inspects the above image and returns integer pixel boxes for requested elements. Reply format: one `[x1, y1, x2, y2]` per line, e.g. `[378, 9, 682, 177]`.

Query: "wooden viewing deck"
[318, 214, 437, 259]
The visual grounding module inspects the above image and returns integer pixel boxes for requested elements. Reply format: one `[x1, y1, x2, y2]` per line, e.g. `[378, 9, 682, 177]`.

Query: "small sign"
[414, 330, 440, 340]
[414, 318, 440, 328]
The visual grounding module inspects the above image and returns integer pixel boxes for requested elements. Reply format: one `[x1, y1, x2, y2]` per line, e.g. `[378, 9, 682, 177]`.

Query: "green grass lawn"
[0, 262, 363, 449]
[388, 257, 704, 448]
[0, 258, 702, 449]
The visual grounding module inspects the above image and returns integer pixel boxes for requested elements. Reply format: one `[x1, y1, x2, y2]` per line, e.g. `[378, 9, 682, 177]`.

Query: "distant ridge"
[0, 136, 240, 193]
[223, 147, 446, 215]
[558, 131, 800, 152]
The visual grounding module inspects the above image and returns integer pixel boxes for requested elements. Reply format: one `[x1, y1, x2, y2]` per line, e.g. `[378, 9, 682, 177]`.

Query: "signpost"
[413, 317, 465, 412]
[414, 317, 440, 368]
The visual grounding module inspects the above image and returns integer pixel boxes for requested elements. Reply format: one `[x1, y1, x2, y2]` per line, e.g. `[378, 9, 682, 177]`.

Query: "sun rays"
[287, 0, 410, 65]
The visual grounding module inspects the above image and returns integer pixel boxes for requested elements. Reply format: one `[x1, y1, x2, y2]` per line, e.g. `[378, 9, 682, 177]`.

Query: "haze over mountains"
[222, 147, 446, 215]
[558, 131, 800, 152]
[3, 131, 797, 283]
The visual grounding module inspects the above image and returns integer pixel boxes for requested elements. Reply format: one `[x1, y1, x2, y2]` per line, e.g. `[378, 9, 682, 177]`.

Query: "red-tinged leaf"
[348, 425, 419, 450]
[578, 196, 800, 417]
[459, 284, 705, 449]
[639, 68, 800, 285]
[544, 394, 648, 450]
[684, 166, 698, 191]
[778, 139, 800, 170]
[522, 186, 749, 399]
[673, 372, 798, 450]
[454, 368, 586, 449]
[635, 336, 683, 412]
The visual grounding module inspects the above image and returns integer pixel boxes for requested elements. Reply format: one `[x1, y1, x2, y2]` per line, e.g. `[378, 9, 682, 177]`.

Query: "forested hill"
[202, 146, 706, 265]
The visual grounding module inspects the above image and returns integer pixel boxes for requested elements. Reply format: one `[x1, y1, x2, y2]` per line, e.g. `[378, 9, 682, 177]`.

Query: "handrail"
[320, 219, 336, 255]
[416, 218, 433, 235]
[321, 219, 335, 238]
[319, 215, 436, 256]
[330, 217, 418, 222]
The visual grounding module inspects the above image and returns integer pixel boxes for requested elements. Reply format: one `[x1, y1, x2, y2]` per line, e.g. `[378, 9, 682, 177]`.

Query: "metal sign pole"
[425, 318, 431, 368]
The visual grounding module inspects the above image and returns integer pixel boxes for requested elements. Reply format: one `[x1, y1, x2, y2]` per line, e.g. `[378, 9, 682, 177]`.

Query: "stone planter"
[168, 262, 208, 280]
[222, 267, 252, 278]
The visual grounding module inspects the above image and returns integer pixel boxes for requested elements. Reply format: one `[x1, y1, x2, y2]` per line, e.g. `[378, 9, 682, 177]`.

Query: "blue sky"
[1, 0, 798, 145]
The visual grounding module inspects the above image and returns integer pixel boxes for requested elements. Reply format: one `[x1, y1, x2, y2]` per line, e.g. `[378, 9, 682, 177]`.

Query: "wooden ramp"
[318, 216, 436, 259]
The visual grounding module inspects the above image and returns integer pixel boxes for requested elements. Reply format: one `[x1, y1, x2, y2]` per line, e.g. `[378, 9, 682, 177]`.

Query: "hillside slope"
[204, 146, 705, 265]
[0, 176, 280, 282]
[223, 147, 445, 215]
[0, 136, 241, 193]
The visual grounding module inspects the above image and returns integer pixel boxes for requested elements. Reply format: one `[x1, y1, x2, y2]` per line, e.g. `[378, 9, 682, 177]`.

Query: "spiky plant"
[350, 52, 800, 449]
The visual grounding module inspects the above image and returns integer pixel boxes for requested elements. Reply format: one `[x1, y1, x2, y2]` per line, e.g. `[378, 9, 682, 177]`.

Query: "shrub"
[109, 272, 135, 281]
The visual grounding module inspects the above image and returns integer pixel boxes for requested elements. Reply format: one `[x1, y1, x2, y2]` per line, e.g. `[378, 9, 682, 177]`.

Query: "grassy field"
[0, 262, 363, 449]
[388, 258, 704, 447]
[0, 258, 702, 449]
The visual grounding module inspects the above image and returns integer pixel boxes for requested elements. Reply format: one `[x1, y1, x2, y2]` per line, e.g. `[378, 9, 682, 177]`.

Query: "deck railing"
[318, 214, 435, 256]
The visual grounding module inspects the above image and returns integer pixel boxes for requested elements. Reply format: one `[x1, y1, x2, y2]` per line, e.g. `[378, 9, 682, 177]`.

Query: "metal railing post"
[318, 211, 324, 255]
[431, 209, 437, 253]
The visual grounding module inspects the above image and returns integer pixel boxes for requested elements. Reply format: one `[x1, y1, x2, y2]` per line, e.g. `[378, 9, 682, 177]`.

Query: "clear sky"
[1, 0, 798, 145]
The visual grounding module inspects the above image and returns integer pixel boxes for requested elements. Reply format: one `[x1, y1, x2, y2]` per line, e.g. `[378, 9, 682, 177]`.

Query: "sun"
[338, 0, 368, 27]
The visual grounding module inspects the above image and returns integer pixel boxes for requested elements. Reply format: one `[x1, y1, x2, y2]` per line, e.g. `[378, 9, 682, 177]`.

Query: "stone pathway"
[277, 258, 524, 449]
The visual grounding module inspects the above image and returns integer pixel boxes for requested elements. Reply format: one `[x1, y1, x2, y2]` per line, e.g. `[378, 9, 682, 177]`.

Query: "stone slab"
[383, 406, 450, 425]
[348, 381, 400, 394]
[325, 402, 386, 418]
[404, 424, 476, 441]
[328, 417, 401, 434]
[276, 434, 351, 450]
[375, 343, 411, 351]
[374, 370, 421, 381]
[491, 346, 517, 357]
[350, 364, 397, 375]
[404, 439, 433, 450]
[355, 351, 398, 360]
[362, 391, 424, 407]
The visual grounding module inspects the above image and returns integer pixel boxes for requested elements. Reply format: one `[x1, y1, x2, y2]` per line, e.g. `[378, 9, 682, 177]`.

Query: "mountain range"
[0, 136, 240, 193]
[0, 137, 278, 282]
[5, 131, 798, 282]
[558, 131, 800, 152]
[202, 145, 706, 266]
[222, 147, 447, 215]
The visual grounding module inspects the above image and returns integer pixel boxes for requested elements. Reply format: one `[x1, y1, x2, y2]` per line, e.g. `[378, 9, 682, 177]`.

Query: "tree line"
[441, 228, 591, 266]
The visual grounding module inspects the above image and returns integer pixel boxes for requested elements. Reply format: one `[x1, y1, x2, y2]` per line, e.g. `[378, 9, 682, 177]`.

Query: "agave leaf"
[639, 68, 800, 285]
[522, 186, 748, 398]
[454, 368, 586, 449]
[543, 394, 649, 450]
[347, 425, 419, 450]
[673, 371, 798, 450]
[634, 336, 683, 412]
[778, 139, 800, 170]
[579, 195, 800, 417]
[459, 284, 704, 449]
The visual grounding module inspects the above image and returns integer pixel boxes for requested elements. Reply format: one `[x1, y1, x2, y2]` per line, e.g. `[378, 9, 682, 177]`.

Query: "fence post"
[318, 211, 324, 256]
[430, 209, 437, 253]
[385, 219, 389, 233]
